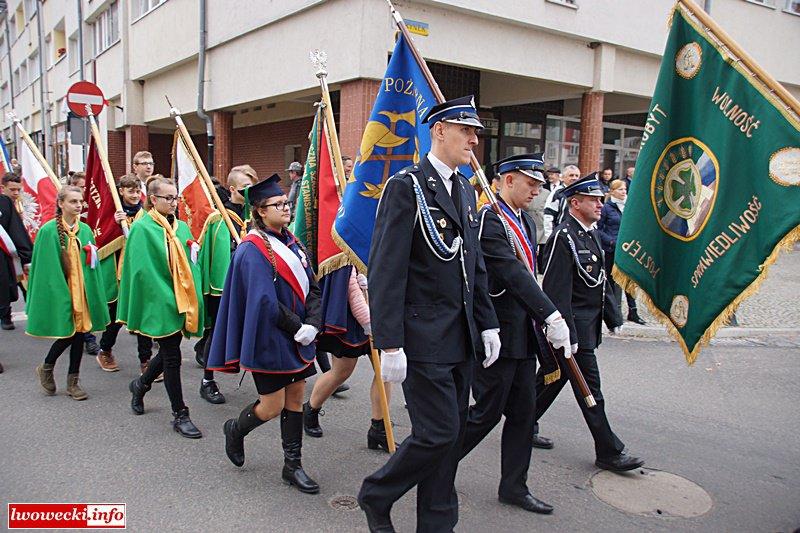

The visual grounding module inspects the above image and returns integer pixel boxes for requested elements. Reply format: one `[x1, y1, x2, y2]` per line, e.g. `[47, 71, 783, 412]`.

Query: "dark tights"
[200, 295, 220, 381]
[44, 333, 84, 374]
[140, 332, 186, 413]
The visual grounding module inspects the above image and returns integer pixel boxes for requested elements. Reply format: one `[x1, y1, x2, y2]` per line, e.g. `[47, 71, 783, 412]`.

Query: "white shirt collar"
[427, 152, 456, 182]
[570, 213, 597, 232]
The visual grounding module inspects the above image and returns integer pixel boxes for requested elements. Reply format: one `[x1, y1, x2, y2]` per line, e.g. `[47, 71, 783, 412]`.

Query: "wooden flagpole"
[384, 0, 597, 408]
[679, 0, 800, 117]
[86, 107, 129, 236]
[7, 113, 61, 190]
[168, 105, 241, 245]
[309, 50, 397, 453]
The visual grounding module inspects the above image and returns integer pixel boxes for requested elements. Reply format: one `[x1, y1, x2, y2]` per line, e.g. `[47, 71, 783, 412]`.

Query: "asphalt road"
[1, 314, 798, 532]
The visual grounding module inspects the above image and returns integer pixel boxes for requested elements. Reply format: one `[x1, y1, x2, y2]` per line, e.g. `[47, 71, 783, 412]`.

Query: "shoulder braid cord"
[477, 206, 521, 299]
[542, 229, 606, 289]
[253, 219, 278, 283]
[410, 173, 469, 292]
[55, 206, 71, 277]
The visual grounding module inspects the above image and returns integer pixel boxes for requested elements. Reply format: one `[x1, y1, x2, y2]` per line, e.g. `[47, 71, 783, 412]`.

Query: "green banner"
[290, 108, 320, 270]
[614, 4, 800, 363]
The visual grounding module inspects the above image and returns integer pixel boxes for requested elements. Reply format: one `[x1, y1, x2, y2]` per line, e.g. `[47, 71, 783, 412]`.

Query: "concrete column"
[338, 78, 382, 160]
[212, 111, 234, 184]
[578, 91, 604, 175]
[125, 124, 149, 175]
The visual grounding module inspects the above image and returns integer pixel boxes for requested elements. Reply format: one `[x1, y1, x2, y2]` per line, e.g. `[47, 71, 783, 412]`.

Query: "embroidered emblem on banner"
[675, 42, 702, 79]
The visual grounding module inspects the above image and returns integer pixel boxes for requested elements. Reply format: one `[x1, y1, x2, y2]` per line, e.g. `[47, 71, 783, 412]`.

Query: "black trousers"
[140, 332, 185, 413]
[198, 295, 220, 380]
[534, 347, 625, 459]
[99, 301, 121, 352]
[44, 333, 84, 374]
[359, 359, 472, 533]
[316, 351, 331, 373]
[460, 357, 537, 499]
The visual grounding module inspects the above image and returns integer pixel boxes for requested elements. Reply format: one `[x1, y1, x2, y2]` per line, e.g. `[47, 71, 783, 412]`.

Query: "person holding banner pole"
[358, 96, 500, 533]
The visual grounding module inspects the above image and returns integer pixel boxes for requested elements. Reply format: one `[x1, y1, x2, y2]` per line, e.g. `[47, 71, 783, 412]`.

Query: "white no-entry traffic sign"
[66, 81, 106, 117]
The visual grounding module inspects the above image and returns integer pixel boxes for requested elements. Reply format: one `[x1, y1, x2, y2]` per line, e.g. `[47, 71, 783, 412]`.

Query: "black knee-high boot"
[223, 401, 266, 467]
[280, 409, 319, 494]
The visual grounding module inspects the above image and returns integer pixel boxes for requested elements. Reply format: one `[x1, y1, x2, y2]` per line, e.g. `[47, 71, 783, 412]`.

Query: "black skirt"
[250, 363, 317, 395]
[317, 334, 370, 359]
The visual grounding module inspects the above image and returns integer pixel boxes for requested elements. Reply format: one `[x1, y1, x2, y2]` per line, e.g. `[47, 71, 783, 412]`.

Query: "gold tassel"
[316, 252, 352, 281]
[612, 223, 800, 365]
[543, 369, 561, 386]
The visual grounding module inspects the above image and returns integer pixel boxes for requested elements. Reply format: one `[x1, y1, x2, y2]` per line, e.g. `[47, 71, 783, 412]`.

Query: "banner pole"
[678, 0, 800, 117]
[8, 113, 61, 190]
[168, 106, 241, 245]
[86, 107, 129, 237]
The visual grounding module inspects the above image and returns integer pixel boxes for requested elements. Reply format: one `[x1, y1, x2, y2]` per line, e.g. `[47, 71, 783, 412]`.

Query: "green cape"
[26, 219, 111, 338]
[116, 212, 205, 338]
[98, 254, 119, 303]
[198, 216, 232, 298]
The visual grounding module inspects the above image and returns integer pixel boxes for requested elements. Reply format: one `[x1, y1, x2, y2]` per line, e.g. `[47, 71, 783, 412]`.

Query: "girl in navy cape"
[207, 174, 322, 494]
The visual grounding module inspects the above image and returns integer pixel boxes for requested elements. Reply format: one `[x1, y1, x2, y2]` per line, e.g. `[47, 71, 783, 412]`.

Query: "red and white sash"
[497, 202, 535, 271]
[0, 224, 22, 277]
[244, 231, 310, 304]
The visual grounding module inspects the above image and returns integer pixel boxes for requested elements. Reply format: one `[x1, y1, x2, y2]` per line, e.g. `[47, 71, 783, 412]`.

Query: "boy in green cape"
[29, 186, 110, 400]
[194, 167, 253, 404]
[94, 174, 148, 372]
[119, 176, 205, 439]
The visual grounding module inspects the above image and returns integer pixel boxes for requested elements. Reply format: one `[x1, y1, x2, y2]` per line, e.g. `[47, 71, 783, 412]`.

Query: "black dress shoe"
[357, 494, 395, 533]
[332, 382, 350, 396]
[627, 311, 646, 325]
[595, 452, 644, 472]
[172, 408, 202, 439]
[532, 433, 554, 449]
[199, 380, 226, 404]
[499, 493, 554, 514]
[1, 318, 15, 330]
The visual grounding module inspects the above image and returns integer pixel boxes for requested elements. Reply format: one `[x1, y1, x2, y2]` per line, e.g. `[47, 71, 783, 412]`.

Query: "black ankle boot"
[172, 407, 202, 439]
[224, 401, 266, 467]
[627, 309, 646, 325]
[129, 377, 151, 415]
[367, 418, 390, 452]
[303, 401, 323, 438]
[281, 409, 319, 494]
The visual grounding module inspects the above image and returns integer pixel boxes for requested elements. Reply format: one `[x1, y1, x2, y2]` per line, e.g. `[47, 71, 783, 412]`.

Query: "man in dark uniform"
[535, 174, 644, 472]
[459, 154, 572, 515]
[358, 95, 500, 533]
[0, 193, 33, 370]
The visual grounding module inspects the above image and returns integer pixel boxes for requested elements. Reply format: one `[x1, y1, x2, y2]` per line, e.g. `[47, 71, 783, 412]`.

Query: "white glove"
[544, 312, 570, 352]
[363, 322, 372, 337]
[294, 324, 319, 346]
[570, 343, 578, 355]
[357, 273, 368, 290]
[481, 329, 501, 368]
[611, 326, 622, 335]
[381, 348, 407, 383]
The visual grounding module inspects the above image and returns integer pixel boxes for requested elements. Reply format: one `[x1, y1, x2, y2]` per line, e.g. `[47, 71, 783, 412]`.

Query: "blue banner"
[332, 33, 437, 272]
[0, 136, 11, 176]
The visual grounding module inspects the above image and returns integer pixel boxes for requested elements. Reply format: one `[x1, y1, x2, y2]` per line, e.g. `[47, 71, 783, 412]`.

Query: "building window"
[1, 83, 9, 107]
[29, 50, 39, 81]
[786, 0, 800, 13]
[133, 0, 167, 19]
[24, 0, 37, 20]
[52, 25, 67, 64]
[12, 68, 20, 95]
[0, 34, 6, 57]
[744, 0, 775, 6]
[19, 63, 28, 88]
[546, 0, 578, 8]
[68, 35, 79, 72]
[92, 1, 120, 56]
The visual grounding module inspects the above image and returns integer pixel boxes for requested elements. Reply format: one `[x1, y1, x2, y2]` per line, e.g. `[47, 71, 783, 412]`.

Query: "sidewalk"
[617, 248, 800, 340]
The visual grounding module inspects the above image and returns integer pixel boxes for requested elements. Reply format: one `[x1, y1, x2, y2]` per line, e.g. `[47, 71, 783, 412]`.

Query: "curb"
[614, 323, 798, 340]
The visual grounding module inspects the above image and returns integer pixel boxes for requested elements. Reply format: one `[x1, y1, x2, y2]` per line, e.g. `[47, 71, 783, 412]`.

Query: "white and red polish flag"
[172, 131, 215, 239]
[18, 139, 58, 241]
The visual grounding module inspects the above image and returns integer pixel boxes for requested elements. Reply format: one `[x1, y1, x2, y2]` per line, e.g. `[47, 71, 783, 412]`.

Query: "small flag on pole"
[172, 131, 215, 239]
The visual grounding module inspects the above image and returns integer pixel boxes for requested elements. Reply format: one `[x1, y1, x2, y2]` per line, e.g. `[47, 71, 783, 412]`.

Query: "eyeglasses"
[135, 161, 155, 166]
[263, 201, 293, 211]
[153, 195, 178, 203]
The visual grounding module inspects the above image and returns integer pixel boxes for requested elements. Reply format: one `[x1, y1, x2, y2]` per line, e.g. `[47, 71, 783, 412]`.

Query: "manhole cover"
[329, 494, 360, 511]
[590, 468, 712, 518]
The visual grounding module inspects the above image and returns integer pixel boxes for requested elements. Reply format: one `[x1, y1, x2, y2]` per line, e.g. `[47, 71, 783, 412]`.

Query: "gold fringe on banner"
[543, 368, 561, 386]
[316, 252, 351, 281]
[613, 224, 800, 365]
